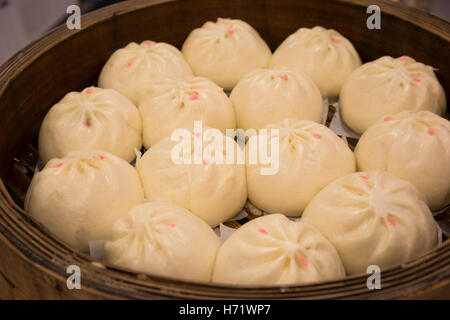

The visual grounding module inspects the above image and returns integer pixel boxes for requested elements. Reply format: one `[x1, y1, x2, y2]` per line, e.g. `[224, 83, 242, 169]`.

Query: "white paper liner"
[89, 241, 105, 260]
[229, 210, 248, 221]
[213, 210, 248, 242]
[33, 158, 43, 178]
[213, 226, 221, 238]
[327, 100, 360, 140]
[436, 221, 443, 246]
[244, 202, 263, 216]
[218, 223, 236, 243]
[133, 147, 142, 168]
[432, 205, 449, 217]
[321, 96, 329, 125]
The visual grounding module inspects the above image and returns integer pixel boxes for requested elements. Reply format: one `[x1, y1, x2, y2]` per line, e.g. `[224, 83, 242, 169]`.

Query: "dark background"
[0, 0, 449, 65]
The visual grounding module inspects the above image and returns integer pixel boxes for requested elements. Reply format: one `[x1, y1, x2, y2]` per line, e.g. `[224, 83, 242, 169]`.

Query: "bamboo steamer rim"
[0, 0, 449, 299]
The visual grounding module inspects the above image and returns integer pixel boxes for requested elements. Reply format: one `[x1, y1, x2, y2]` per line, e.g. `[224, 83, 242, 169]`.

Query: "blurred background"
[0, 0, 449, 65]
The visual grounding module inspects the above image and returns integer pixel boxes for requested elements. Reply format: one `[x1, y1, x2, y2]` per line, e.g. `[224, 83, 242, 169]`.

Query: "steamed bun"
[137, 129, 247, 227]
[213, 214, 346, 285]
[98, 41, 193, 104]
[355, 110, 450, 210]
[270, 26, 361, 97]
[340, 56, 446, 134]
[246, 118, 355, 216]
[25, 151, 144, 252]
[104, 201, 220, 282]
[302, 171, 438, 275]
[39, 86, 142, 164]
[230, 68, 323, 131]
[139, 76, 236, 148]
[182, 18, 271, 90]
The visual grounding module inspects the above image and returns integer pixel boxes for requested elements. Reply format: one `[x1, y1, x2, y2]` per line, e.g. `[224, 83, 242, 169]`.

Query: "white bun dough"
[99, 41, 193, 104]
[213, 214, 346, 285]
[39, 86, 142, 164]
[25, 150, 144, 252]
[246, 118, 355, 216]
[340, 56, 446, 134]
[182, 18, 271, 90]
[302, 172, 438, 275]
[270, 26, 361, 97]
[137, 130, 247, 227]
[355, 110, 450, 210]
[139, 76, 236, 148]
[104, 201, 220, 282]
[230, 68, 323, 131]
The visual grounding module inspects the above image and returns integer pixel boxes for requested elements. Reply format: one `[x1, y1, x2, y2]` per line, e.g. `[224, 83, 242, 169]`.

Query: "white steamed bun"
[355, 110, 450, 210]
[213, 214, 346, 285]
[270, 26, 361, 97]
[230, 68, 323, 131]
[182, 18, 271, 90]
[98, 41, 193, 104]
[137, 129, 247, 227]
[39, 86, 142, 164]
[246, 118, 355, 216]
[25, 150, 144, 252]
[139, 76, 236, 148]
[302, 171, 438, 275]
[104, 201, 220, 282]
[340, 56, 446, 134]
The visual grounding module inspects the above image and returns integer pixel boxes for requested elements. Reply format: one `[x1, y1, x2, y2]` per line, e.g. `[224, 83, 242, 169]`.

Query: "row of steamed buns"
[25, 18, 449, 285]
[40, 18, 446, 163]
[25, 148, 441, 285]
[38, 18, 449, 210]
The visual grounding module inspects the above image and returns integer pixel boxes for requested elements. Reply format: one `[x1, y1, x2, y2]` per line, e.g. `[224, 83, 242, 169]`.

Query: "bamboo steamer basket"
[0, 0, 449, 299]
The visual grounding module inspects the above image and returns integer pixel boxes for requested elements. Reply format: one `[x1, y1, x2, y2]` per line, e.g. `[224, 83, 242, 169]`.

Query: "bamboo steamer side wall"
[0, 0, 449, 299]
[0, 232, 107, 300]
